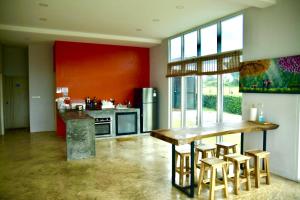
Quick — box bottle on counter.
[127,101,131,108]
[258,104,265,123]
[93,97,97,109]
[86,97,91,109]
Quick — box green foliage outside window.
[203,95,242,115]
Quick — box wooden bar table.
[150,121,279,198]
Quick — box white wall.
[28,43,55,132]
[243,0,300,181]
[150,39,169,129]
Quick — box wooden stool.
[224,153,251,195]
[194,144,216,181]
[245,150,270,188]
[216,142,237,159]
[197,157,228,200]
[175,145,191,186]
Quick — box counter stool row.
[175,142,271,200]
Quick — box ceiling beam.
[0,24,161,46]
[227,0,276,8]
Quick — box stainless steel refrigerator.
[134,88,158,133]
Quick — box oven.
[95,117,112,137]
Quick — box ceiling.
[0,0,276,47]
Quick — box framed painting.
[239,55,300,94]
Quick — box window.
[221,15,243,52]
[184,31,198,58]
[170,36,182,62]
[201,24,217,56]
[169,14,243,136]
[171,77,182,128]
[172,77,181,109]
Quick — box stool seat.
[225,153,250,162]
[201,157,227,166]
[244,149,270,157]
[196,144,216,151]
[216,142,237,159]
[175,144,191,155]
[216,142,237,148]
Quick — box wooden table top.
[150,121,279,145]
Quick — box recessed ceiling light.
[39,17,47,22]
[38,2,48,7]
[152,18,160,22]
[136,28,142,32]
[176,5,184,9]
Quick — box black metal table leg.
[262,130,267,170]
[263,130,267,151]
[240,132,244,154]
[240,132,245,170]
[190,141,195,198]
[171,142,195,198]
[172,144,175,185]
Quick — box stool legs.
[216,146,220,158]
[222,165,228,198]
[197,163,205,195]
[265,156,271,185]
[234,162,240,195]
[255,157,260,188]
[180,155,184,186]
[245,161,251,191]
[209,167,216,200]
[194,150,199,183]
[185,156,190,178]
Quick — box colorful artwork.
[239,55,300,94]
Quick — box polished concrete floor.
[0,129,299,200]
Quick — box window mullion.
[181,77,186,128]
[168,78,172,129]
[197,76,202,126]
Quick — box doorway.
[2,46,29,132]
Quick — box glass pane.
[184,31,198,58]
[171,77,181,128]
[202,75,217,124]
[222,72,242,153]
[201,24,217,56]
[223,73,242,122]
[185,76,197,127]
[170,37,182,61]
[221,15,243,52]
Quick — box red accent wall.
[56,114,66,139]
[54,41,150,104]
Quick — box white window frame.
[168,13,243,135]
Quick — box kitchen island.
[59,111,96,161]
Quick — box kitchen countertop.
[59,110,94,122]
[60,108,140,121]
